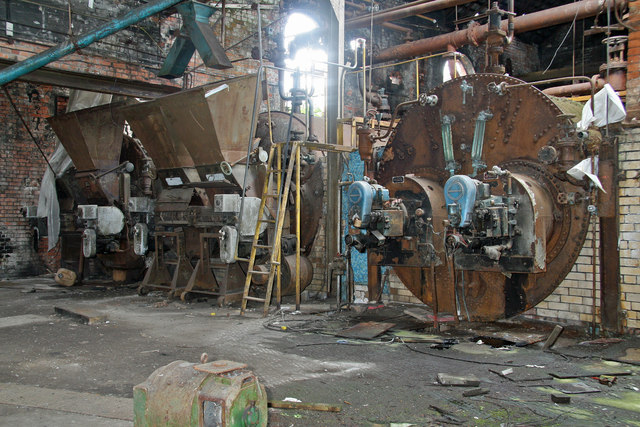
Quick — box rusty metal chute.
[48,102,125,172]
[121,74,259,169]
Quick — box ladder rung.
[243,296,266,302]
[264,193,279,198]
[257,219,276,224]
[236,257,249,262]
[248,269,270,275]
[253,244,272,249]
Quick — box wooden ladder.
[240,141,300,316]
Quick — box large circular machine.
[346,74,594,321]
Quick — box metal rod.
[257,2,263,66]
[2,86,55,175]
[0,0,185,86]
[371,98,422,140]
[221,0,226,47]
[501,76,596,114]
[374,0,628,63]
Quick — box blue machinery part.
[0,0,185,87]
[347,181,389,227]
[444,175,478,227]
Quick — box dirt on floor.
[1,276,640,426]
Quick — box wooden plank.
[542,325,564,350]
[549,371,631,379]
[268,401,341,412]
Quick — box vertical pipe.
[257,3,263,66]
[0,0,185,86]
[591,154,598,339]
[325,3,343,303]
[221,0,226,47]
[296,142,301,310]
[415,60,419,98]
[276,143,282,308]
[362,41,367,117]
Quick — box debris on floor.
[336,321,396,339]
[4,279,640,426]
[54,305,108,325]
[436,373,480,387]
[552,381,601,394]
[268,400,342,412]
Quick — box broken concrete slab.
[54,306,108,325]
[553,381,601,394]
[436,373,480,387]
[336,322,395,340]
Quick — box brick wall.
[618,127,640,331]
[526,222,601,326]
[0,82,64,277]
[0,0,280,278]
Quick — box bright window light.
[283,13,327,116]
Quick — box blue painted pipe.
[0,0,185,86]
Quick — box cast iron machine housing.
[47,74,324,304]
[346,74,595,321]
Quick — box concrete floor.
[1,277,640,426]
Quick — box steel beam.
[0,59,180,98]
[346,0,474,29]
[374,0,627,63]
[0,0,185,86]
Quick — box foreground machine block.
[134,359,267,426]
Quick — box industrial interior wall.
[532,4,640,334]
[0,0,285,278]
[0,82,64,276]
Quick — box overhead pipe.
[542,81,602,97]
[346,0,475,30]
[0,0,185,86]
[374,0,628,64]
[345,2,414,37]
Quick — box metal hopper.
[48,102,127,202]
[121,74,260,172]
[48,102,125,172]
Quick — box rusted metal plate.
[375,74,591,321]
[336,321,395,339]
[47,102,127,172]
[121,74,259,170]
